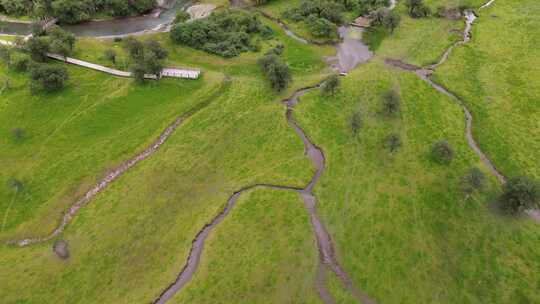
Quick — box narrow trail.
[385,1,506,185]
[5,79,231,247]
[152,84,376,304]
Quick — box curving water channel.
[387,4,507,185]
[152,84,376,304]
[0,0,191,37]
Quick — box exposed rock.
[53,240,69,259]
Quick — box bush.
[460,167,485,196]
[431,140,454,165]
[321,74,340,95]
[384,133,402,152]
[258,53,291,91]
[350,111,362,136]
[29,63,69,94]
[174,11,190,24]
[11,128,26,141]
[382,89,400,116]
[499,176,540,214]
[405,0,431,18]
[104,49,117,64]
[10,53,30,72]
[25,37,50,62]
[306,15,337,39]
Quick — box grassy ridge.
[434,0,540,179]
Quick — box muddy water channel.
[153,85,375,304]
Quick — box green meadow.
[1,0,538,303]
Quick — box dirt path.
[6,78,231,247]
[385,1,506,185]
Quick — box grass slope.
[434,0,540,179]
[173,189,321,304]
[295,60,540,303]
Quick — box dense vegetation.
[170,10,273,57]
[0,0,156,24]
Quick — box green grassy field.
[295,60,540,303]
[0,0,539,303]
[0,14,331,303]
[434,0,540,179]
[173,189,321,304]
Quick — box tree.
[174,11,190,23]
[382,10,401,33]
[0,45,11,66]
[384,133,402,152]
[29,63,69,93]
[258,53,291,91]
[104,49,117,64]
[306,15,337,39]
[405,0,431,18]
[431,140,454,165]
[321,74,340,95]
[460,167,485,197]
[47,25,76,53]
[123,36,145,61]
[26,37,50,62]
[10,53,31,72]
[499,176,540,214]
[145,40,168,60]
[382,89,400,116]
[143,53,164,77]
[130,63,147,83]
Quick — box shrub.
[384,133,402,152]
[10,53,31,72]
[321,74,340,95]
[350,111,362,136]
[104,49,117,64]
[11,128,26,141]
[174,11,190,24]
[499,176,540,214]
[25,37,50,62]
[405,0,431,18]
[382,89,400,116]
[431,140,454,165]
[460,167,485,196]
[29,63,69,94]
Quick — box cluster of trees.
[282,0,349,39]
[0,25,76,93]
[121,37,168,83]
[405,0,431,18]
[0,0,156,24]
[370,7,400,33]
[170,10,273,58]
[258,45,291,91]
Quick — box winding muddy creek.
[153,84,375,304]
[385,4,507,185]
